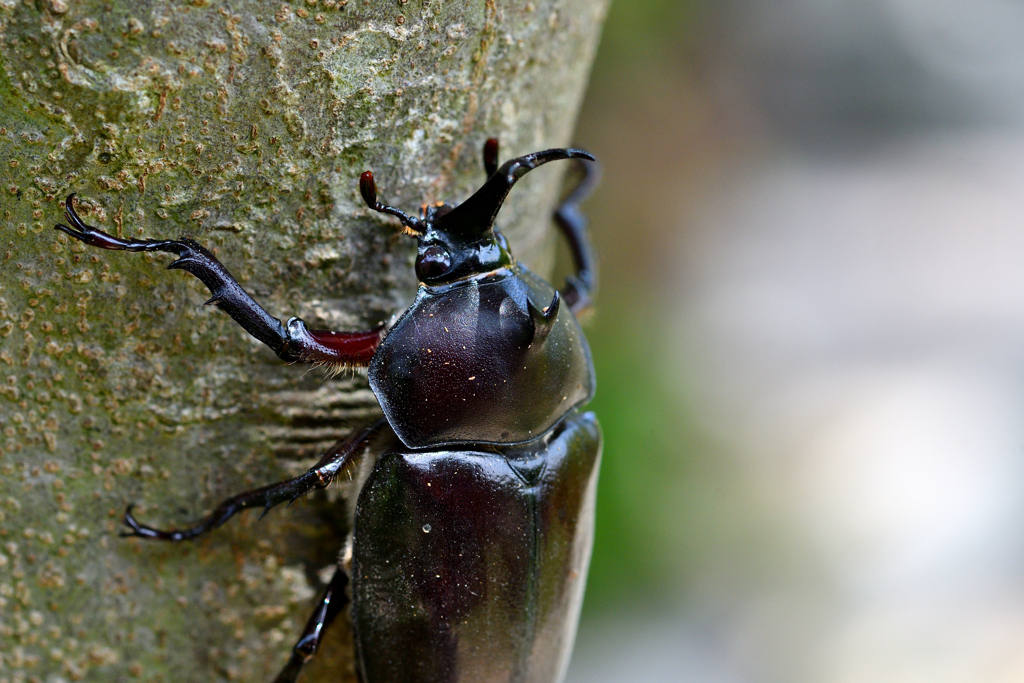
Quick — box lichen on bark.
[0,0,607,680]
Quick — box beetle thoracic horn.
[435,146,596,241]
[359,171,425,236]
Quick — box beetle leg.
[55,194,384,367]
[273,567,349,683]
[122,420,386,541]
[553,160,601,317]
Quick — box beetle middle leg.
[273,567,350,683]
[123,420,386,541]
[55,195,383,369]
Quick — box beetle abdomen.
[369,266,595,449]
[351,411,601,683]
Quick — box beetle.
[54,138,601,683]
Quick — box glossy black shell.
[351,410,601,683]
[368,264,595,449]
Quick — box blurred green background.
[566,0,735,616]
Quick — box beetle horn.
[528,290,560,342]
[359,171,425,236]
[435,147,596,240]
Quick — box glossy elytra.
[55,138,602,683]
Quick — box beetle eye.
[416,245,452,280]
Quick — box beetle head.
[359,139,595,285]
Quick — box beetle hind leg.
[273,567,350,683]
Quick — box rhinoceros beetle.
[55,138,601,683]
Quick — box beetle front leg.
[273,567,349,683]
[55,194,383,367]
[123,420,387,541]
[554,160,600,317]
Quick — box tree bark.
[0,1,607,680]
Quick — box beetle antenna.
[359,171,425,236]
[436,147,595,240]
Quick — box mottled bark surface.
[0,1,607,680]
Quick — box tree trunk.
[0,1,607,680]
